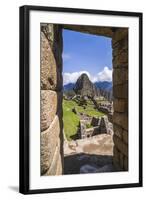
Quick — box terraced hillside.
[63,99,104,140]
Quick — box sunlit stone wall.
[40,24,63,175]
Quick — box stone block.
[108,113,113,123]
[113,63,128,69]
[113,99,128,113]
[41,115,61,175]
[113,147,123,170]
[41,31,57,90]
[112,36,128,56]
[56,153,63,175]
[113,112,128,130]
[113,83,128,99]
[41,24,54,47]
[113,50,128,65]
[112,28,128,45]
[40,31,62,91]
[114,124,123,139]
[45,144,61,176]
[113,135,128,156]
[113,146,120,163]
[100,116,109,134]
[113,68,128,85]
[123,130,128,144]
[63,25,113,37]
[41,90,58,131]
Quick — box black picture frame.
[19,5,143,194]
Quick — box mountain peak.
[79,73,90,80]
[74,73,98,98]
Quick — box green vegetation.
[77,103,104,117]
[63,99,104,140]
[63,100,80,141]
[86,123,93,129]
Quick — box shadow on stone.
[64,153,121,175]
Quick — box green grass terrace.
[63,99,105,141]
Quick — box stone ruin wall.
[112,29,128,171]
[79,116,110,139]
[40,24,128,175]
[40,24,63,175]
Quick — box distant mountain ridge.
[63,83,75,91]
[94,81,112,92]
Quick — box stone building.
[79,116,111,139]
[40,23,128,175]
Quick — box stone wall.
[63,25,113,37]
[97,103,113,123]
[40,24,63,175]
[112,28,128,170]
[79,116,111,139]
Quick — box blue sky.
[62,29,112,85]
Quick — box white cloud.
[63,66,112,85]
[63,71,90,85]
[96,66,112,82]
[62,53,71,61]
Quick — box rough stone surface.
[112,28,128,45]
[63,25,114,37]
[79,116,112,139]
[113,147,120,163]
[112,28,128,171]
[113,112,128,130]
[40,23,63,176]
[113,63,128,69]
[122,130,128,144]
[45,144,61,176]
[113,83,128,99]
[113,135,128,156]
[41,31,58,90]
[41,90,58,131]
[56,153,63,175]
[113,50,128,64]
[114,124,123,139]
[113,68,128,85]
[41,114,61,175]
[91,117,99,126]
[41,24,55,47]
[113,99,128,113]
[41,25,63,91]
[113,36,128,57]
[100,116,109,134]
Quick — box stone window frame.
[20,5,142,194]
[40,23,129,176]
